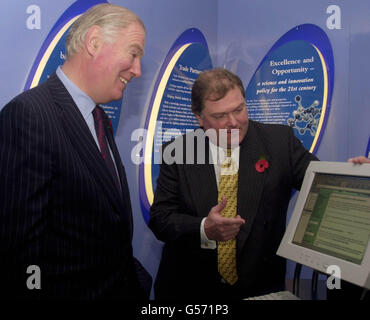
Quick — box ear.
[85,25,103,57]
[194,112,203,127]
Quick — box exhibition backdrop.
[1,0,369,296]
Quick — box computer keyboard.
[245,290,300,300]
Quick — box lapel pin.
[255,156,269,173]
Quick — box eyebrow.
[234,102,246,109]
[131,43,145,57]
[211,102,246,116]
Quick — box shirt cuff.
[200,217,217,249]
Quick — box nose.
[227,113,238,127]
[130,57,142,78]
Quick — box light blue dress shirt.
[56,66,120,187]
[56,66,100,148]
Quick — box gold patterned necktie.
[217,148,238,285]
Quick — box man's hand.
[204,198,246,241]
[347,156,370,164]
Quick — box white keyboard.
[245,290,300,300]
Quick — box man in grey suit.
[0,3,150,299]
[149,68,368,300]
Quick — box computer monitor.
[277,161,370,289]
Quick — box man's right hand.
[204,198,246,241]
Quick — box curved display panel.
[246,24,334,153]
[139,28,212,223]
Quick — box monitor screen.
[277,161,370,289]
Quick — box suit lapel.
[237,121,269,255]
[46,74,126,217]
[104,119,133,235]
[186,163,218,218]
[184,134,218,218]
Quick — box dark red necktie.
[92,106,120,190]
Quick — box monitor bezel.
[277,161,370,289]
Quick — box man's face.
[91,22,145,103]
[195,87,249,148]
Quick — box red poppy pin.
[255,156,269,173]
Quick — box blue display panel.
[246,24,334,153]
[139,28,212,223]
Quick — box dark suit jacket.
[0,73,149,299]
[149,120,318,299]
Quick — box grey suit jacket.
[0,73,144,299]
[149,120,318,299]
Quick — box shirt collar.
[209,139,240,166]
[56,66,96,120]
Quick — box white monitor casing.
[277,161,370,289]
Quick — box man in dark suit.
[149,68,319,299]
[149,69,370,300]
[0,3,150,299]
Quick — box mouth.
[119,77,128,85]
[227,128,240,134]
